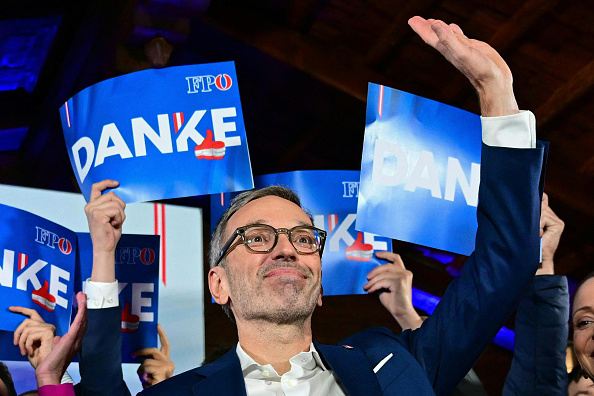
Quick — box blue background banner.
[211,171,392,295]
[60,62,254,203]
[0,204,77,361]
[75,233,160,363]
[356,84,482,255]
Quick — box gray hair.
[209,185,312,321]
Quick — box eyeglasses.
[216,223,327,265]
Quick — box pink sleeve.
[38,383,75,396]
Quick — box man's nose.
[272,232,297,260]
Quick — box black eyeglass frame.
[216,223,327,265]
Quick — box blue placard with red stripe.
[0,203,77,361]
[211,171,392,295]
[60,61,254,203]
[74,233,160,363]
[356,84,482,255]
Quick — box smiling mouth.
[264,268,307,279]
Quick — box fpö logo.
[35,227,72,255]
[186,74,233,94]
[115,247,156,266]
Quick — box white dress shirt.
[237,343,347,396]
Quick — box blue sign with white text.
[356,84,482,255]
[60,62,254,203]
[211,171,392,295]
[75,233,160,363]
[0,204,77,361]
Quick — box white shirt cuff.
[481,110,536,149]
[84,279,119,309]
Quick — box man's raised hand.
[408,16,519,117]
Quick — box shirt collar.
[236,342,328,376]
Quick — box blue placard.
[211,171,392,295]
[60,62,254,203]
[0,204,77,361]
[356,84,482,255]
[75,233,160,363]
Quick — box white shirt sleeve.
[481,111,536,149]
[84,279,119,309]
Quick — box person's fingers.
[542,192,549,208]
[363,272,399,291]
[70,292,88,335]
[375,251,406,269]
[9,306,43,321]
[24,329,45,356]
[132,347,166,361]
[408,16,439,48]
[14,318,35,349]
[157,324,170,357]
[430,20,469,61]
[449,23,464,36]
[87,201,126,228]
[89,180,120,201]
[366,263,395,280]
[365,278,399,294]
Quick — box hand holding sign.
[536,193,564,276]
[9,306,56,367]
[364,252,423,331]
[408,16,519,117]
[36,292,87,387]
[133,324,175,388]
[84,180,126,282]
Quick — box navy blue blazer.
[75,305,131,396]
[140,142,548,396]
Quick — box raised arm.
[78,180,131,396]
[503,194,569,396]
[402,16,545,394]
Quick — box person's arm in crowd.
[364,251,423,330]
[132,325,175,389]
[503,194,569,396]
[36,292,87,396]
[77,179,131,396]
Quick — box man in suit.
[140,16,547,396]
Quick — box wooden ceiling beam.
[364,0,437,68]
[535,59,594,128]
[488,0,561,53]
[201,16,383,101]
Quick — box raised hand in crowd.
[364,251,423,331]
[35,292,87,388]
[79,179,131,396]
[536,193,565,276]
[84,179,126,282]
[9,306,56,369]
[408,16,518,117]
[133,325,175,389]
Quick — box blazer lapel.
[192,348,247,396]
[314,341,382,396]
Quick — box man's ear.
[317,284,323,307]
[209,266,229,305]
